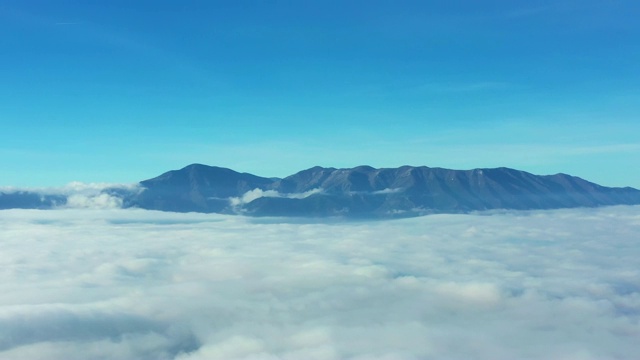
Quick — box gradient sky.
[1,0,639,187]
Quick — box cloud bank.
[1,206,639,359]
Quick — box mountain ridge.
[2,164,639,218]
[131,164,640,217]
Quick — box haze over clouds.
[1,206,639,359]
[0,182,141,209]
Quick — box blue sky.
[1,0,639,187]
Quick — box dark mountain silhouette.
[0,191,66,209]
[126,164,640,217]
[132,164,274,213]
[2,164,639,217]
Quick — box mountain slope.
[2,164,639,217]
[131,164,274,213]
[130,164,640,217]
[235,166,640,217]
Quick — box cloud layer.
[1,206,639,359]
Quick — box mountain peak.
[3,164,639,218]
[133,164,640,217]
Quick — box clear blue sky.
[1,0,639,188]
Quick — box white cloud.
[229,188,323,207]
[0,206,639,359]
[372,188,403,195]
[65,193,123,209]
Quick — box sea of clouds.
[1,205,639,359]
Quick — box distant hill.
[0,191,65,210]
[129,164,640,217]
[3,164,640,218]
[133,164,273,213]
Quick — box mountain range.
[3,164,640,218]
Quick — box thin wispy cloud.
[339,81,514,99]
[1,206,639,359]
[415,81,513,93]
[229,188,323,207]
[502,5,557,19]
